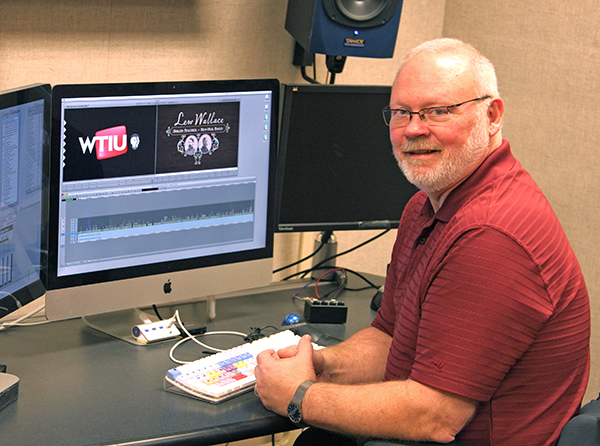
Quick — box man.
[255,38,590,446]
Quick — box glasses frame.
[382,95,492,126]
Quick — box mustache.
[400,138,443,153]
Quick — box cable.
[298,51,319,84]
[300,66,319,84]
[168,310,247,364]
[308,229,391,277]
[314,268,345,300]
[290,267,380,305]
[152,304,163,320]
[309,228,391,276]
[342,268,381,291]
[273,239,326,274]
[244,325,278,342]
[282,229,391,281]
[290,267,348,304]
[291,275,319,303]
[0,290,22,316]
[0,303,48,331]
[321,269,348,300]
[169,329,247,364]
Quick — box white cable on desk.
[168,310,246,364]
[0,303,48,331]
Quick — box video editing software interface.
[0,85,49,318]
[52,83,274,283]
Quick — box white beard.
[394,113,489,194]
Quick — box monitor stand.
[81,280,315,346]
[82,308,159,346]
[82,295,232,346]
[311,231,338,280]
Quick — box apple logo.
[163,279,172,294]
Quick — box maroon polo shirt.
[372,140,590,446]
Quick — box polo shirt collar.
[434,139,516,222]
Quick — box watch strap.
[288,380,315,425]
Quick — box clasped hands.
[254,334,321,416]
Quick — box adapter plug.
[244,327,266,342]
[187,326,207,336]
[334,269,348,286]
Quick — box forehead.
[392,52,476,106]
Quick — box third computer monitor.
[276,83,418,233]
[0,84,50,320]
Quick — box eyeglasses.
[382,95,491,127]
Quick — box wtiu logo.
[79,125,128,160]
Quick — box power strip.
[131,319,180,344]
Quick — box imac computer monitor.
[275,84,418,233]
[0,84,50,320]
[45,79,279,340]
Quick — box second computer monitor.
[45,79,279,328]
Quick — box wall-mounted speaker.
[285,0,404,58]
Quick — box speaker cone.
[323,0,402,28]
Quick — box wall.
[443,0,600,404]
[1,0,295,85]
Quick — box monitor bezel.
[44,78,279,294]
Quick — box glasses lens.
[382,109,388,125]
[382,109,393,126]
[423,108,450,123]
[383,109,410,126]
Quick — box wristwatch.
[287,380,315,425]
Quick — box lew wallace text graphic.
[158,102,240,173]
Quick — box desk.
[0,275,382,446]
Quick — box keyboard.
[164,330,320,403]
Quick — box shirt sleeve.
[409,226,555,402]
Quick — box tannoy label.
[344,37,366,47]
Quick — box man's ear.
[487,97,504,137]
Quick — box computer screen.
[0,84,50,320]
[44,79,279,339]
[275,84,418,233]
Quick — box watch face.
[287,403,302,424]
